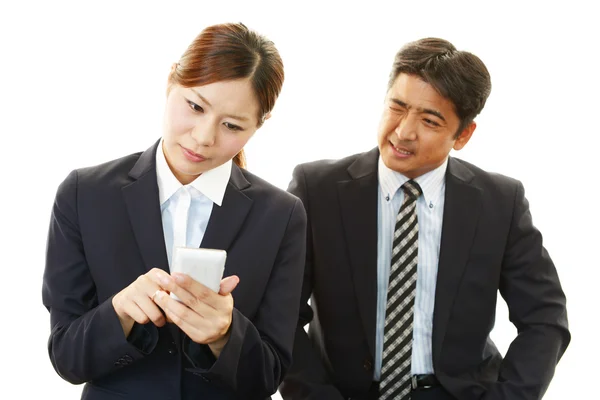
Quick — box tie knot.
[402,180,422,200]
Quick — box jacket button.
[363,359,373,371]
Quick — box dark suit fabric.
[280,148,569,400]
[42,141,307,399]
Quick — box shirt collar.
[155,140,232,207]
[378,156,448,205]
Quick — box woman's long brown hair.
[169,23,284,168]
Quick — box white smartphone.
[170,247,227,301]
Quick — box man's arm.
[484,181,570,400]
[279,164,346,400]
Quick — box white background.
[1,1,598,399]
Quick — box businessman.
[280,38,569,400]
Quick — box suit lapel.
[432,158,482,366]
[123,145,252,346]
[200,165,253,278]
[121,141,182,345]
[337,148,379,357]
[122,140,170,274]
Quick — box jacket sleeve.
[483,181,570,400]
[42,170,158,384]
[279,165,346,400]
[184,197,308,398]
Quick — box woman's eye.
[187,101,204,113]
[224,122,242,131]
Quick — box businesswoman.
[42,22,306,400]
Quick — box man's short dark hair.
[388,38,492,136]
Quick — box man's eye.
[424,118,439,127]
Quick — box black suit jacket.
[42,141,307,400]
[280,148,569,400]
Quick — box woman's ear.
[166,63,178,95]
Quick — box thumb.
[219,275,240,295]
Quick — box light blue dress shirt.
[374,157,447,379]
[155,140,232,267]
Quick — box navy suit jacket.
[280,149,569,400]
[43,141,307,399]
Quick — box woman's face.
[162,79,260,184]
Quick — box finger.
[134,272,172,302]
[146,268,176,293]
[219,275,240,295]
[135,293,166,327]
[168,282,218,316]
[155,290,206,327]
[164,304,231,345]
[124,301,151,325]
[164,308,206,343]
[135,273,171,315]
[156,292,212,344]
[171,273,220,307]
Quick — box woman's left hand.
[151,269,240,357]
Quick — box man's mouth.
[390,141,414,155]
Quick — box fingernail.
[173,273,185,284]
[156,272,170,286]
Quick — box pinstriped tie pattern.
[379,180,422,400]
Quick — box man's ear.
[453,121,476,151]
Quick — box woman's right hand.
[111,268,168,337]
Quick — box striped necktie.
[379,180,422,400]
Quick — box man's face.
[377,73,475,178]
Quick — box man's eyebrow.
[420,108,445,122]
[390,98,446,121]
[391,98,408,108]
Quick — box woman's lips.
[180,145,207,162]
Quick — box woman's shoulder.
[78,151,143,179]
[58,148,150,195]
[51,148,149,212]
[236,167,300,207]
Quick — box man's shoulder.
[295,148,378,183]
[450,157,522,193]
